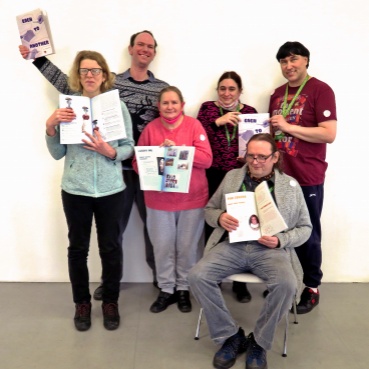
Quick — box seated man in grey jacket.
[188,133,312,369]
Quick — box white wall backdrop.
[1,0,368,282]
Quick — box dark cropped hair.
[130,30,157,50]
[68,50,115,93]
[158,86,184,103]
[247,133,283,172]
[217,71,243,90]
[276,41,310,68]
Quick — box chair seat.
[227,273,264,284]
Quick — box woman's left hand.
[82,130,116,159]
[159,139,176,147]
[258,235,279,249]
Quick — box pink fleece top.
[132,116,213,211]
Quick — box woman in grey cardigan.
[189,133,312,369]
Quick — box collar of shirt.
[121,69,156,82]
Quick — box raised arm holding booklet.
[238,113,270,158]
[225,181,287,243]
[134,146,195,193]
[16,8,54,59]
[59,89,127,144]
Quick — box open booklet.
[134,146,195,193]
[59,89,127,144]
[16,8,54,60]
[238,113,270,158]
[225,181,287,243]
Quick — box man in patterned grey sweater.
[20,30,169,297]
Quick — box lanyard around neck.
[282,75,309,118]
[241,182,274,193]
[219,104,240,147]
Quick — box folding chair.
[194,272,298,357]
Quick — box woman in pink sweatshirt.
[133,86,213,314]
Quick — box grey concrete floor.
[0,282,368,369]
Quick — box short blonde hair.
[68,50,115,93]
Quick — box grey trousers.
[146,207,204,294]
[188,241,297,350]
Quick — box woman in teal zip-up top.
[45,50,134,332]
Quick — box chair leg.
[292,297,298,324]
[194,308,203,340]
[282,313,288,357]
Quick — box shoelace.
[248,341,264,361]
[103,303,118,317]
[76,303,90,318]
[221,336,243,356]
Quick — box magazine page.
[90,89,127,142]
[134,146,195,193]
[59,94,93,144]
[225,192,261,243]
[134,147,166,191]
[238,113,270,157]
[160,146,194,193]
[254,181,288,236]
[16,8,54,60]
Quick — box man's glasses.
[79,68,103,76]
[245,153,275,163]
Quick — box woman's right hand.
[46,108,76,137]
[215,111,241,127]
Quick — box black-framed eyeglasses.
[79,68,103,76]
[245,152,275,163]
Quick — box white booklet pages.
[225,181,287,243]
[134,146,195,193]
[59,90,127,144]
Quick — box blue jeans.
[188,241,297,350]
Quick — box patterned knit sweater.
[33,57,169,167]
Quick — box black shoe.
[93,284,103,301]
[150,291,177,313]
[213,327,248,369]
[262,290,269,298]
[295,287,320,314]
[177,290,192,313]
[74,302,91,331]
[232,281,252,303]
[102,302,120,330]
[245,332,267,369]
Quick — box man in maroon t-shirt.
[269,41,337,314]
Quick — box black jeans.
[62,190,125,304]
[121,169,156,279]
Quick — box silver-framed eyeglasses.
[79,68,103,76]
[245,152,275,163]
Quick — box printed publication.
[225,181,287,243]
[59,89,127,144]
[238,113,270,158]
[16,8,54,59]
[134,146,195,193]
